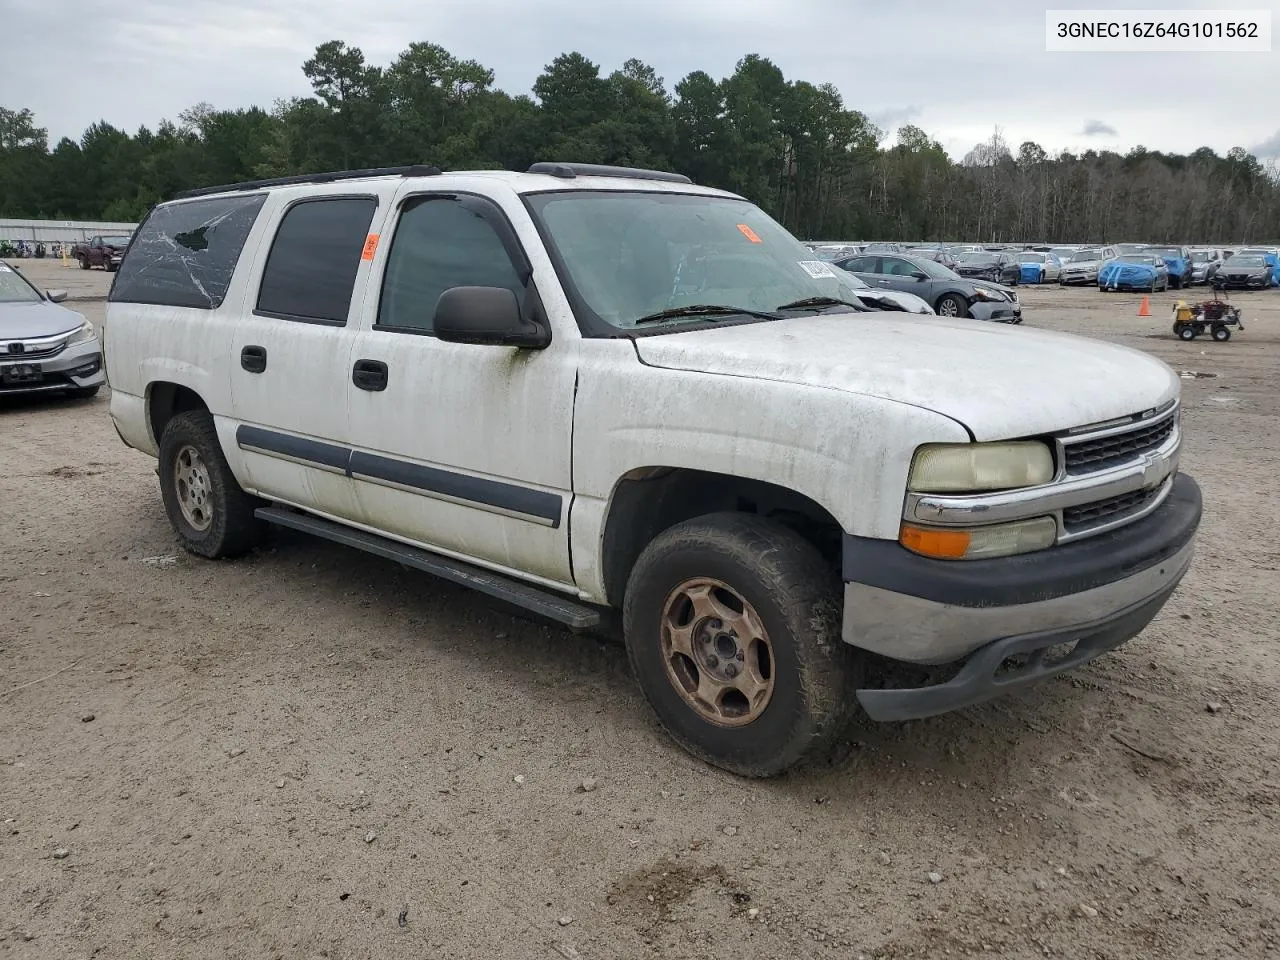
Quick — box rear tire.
[623,513,860,778]
[158,410,265,559]
[1211,325,1231,342]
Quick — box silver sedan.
[0,262,105,398]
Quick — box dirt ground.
[2,257,1278,960]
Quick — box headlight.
[908,441,1054,493]
[900,516,1058,560]
[66,321,96,345]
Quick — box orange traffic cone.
[1138,296,1151,317]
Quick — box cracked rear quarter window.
[109,193,267,309]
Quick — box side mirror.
[433,286,550,349]
[46,289,68,303]
[911,271,929,281]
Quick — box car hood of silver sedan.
[0,300,86,339]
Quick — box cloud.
[1251,130,1280,160]
[1080,119,1117,137]
[870,105,922,129]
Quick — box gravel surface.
[3,259,1278,958]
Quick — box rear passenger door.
[344,188,576,586]
[228,193,382,521]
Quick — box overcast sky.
[10,0,1280,163]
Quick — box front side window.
[377,196,525,334]
[110,193,267,309]
[256,197,377,324]
[525,191,867,333]
[0,262,42,303]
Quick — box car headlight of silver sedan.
[66,320,96,345]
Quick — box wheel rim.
[659,578,775,728]
[938,298,959,316]
[174,444,214,532]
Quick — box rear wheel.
[1211,325,1231,342]
[623,513,860,778]
[936,294,968,318]
[158,410,265,558]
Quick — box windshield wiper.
[775,296,867,313]
[633,304,780,325]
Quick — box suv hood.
[633,315,1178,441]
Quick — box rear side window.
[255,198,377,324]
[109,194,267,309]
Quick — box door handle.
[241,345,267,373]
[352,359,388,392]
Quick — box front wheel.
[1178,324,1197,341]
[158,410,266,559]
[78,256,90,270]
[936,294,969,318]
[623,513,860,777]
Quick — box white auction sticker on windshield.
[797,260,837,279]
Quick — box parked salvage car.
[1047,246,1082,265]
[1188,249,1224,285]
[0,261,104,398]
[952,250,1021,286]
[841,269,935,314]
[1058,247,1116,285]
[1233,248,1280,286]
[72,234,132,272]
[836,253,1021,322]
[103,162,1198,777]
[1098,254,1169,292]
[1141,246,1193,289]
[1213,253,1273,289]
[809,243,863,262]
[1015,251,1062,284]
[911,247,958,269]
[862,242,904,254]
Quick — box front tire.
[623,513,860,778]
[158,410,265,559]
[1178,324,1197,341]
[936,294,969,318]
[78,256,90,270]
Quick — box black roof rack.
[527,162,692,185]
[173,164,442,200]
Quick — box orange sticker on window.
[361,234,380,260]
[737,224,762,243]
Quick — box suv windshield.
[525,191,866,331]
[1072,249,1102,261]
[0,264,42,303]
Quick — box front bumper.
[968,299,1021,323]
[843,472,1201,720]
[0,338,105,395]
[1059,271,1097,285]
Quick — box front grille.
[2,341,66,361]
[1063,484,1163,532]
[1063,414,1175,474]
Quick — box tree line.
[2,41,1278,243]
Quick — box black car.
[952,250,1021,285]
[1213,254,1273,289]
[834,253,1022,322]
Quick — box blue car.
[1142,246,1193,289]
[1098,254,1169,292]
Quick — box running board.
[255,507,602,631]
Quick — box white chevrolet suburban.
[104,162,1201,776]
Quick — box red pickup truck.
[72,234,132,271]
